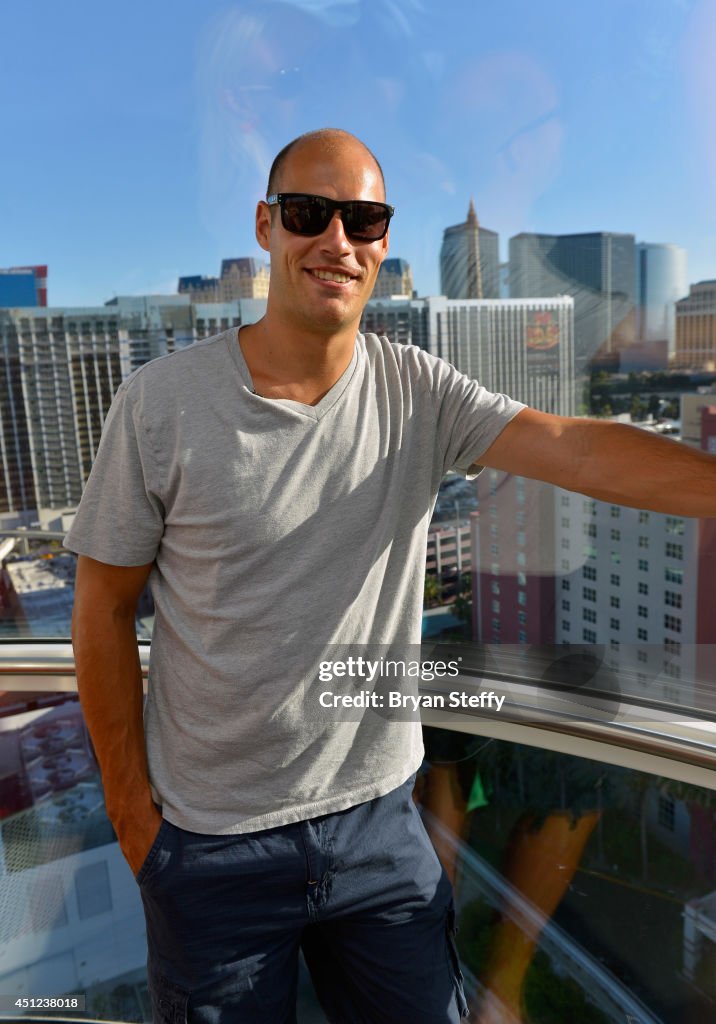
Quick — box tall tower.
[440,201,499,299]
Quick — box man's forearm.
[481,409,716,518]
[568,420,716,516]
[72,603,157,836]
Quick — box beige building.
[674,280,716,370]
[371,259,413,298]
[178,258,270,303]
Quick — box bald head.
[267,128,386,200]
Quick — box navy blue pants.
[136,774,469,1023]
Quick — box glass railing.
[1,646,715,1022]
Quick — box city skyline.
[2,0,715,307]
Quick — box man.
[68,128,716,1024]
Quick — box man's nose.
[319,210,352,252]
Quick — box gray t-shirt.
[65,330,525,834]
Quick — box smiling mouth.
[308,269,356,284]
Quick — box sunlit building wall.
[0,309,122,513]
[178,259,270,303]
[434,296,576,415]
[674,280,716,370]
[371,258,413,298]
[635,243,688,358]
[440,201,500,300]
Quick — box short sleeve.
[430,354,527,478]
[64,382,165,566]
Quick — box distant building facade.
[635,243,688,359]
[509,232,636,369]
[0,296,266,517]
[0,266,48,308]
[178,258,270,303]
[440,201,499,300]
[372,259,413,298]
[674,281,716,370]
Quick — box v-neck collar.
[228,327,360,422]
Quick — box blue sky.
[2,0,715,307]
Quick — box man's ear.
[255,201,271,252]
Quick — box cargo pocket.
[150,967,190,1024]
[445,901,470,1019]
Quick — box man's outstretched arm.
[72,554,161,875]
[479,407,716,517]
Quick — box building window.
[583,628,597,643]
[517,572,527,586]
[492,600,500,613]
[491,562,500,575]
[491,581,500,595]
[637,649,648,663]
[665,517,685,535]
[664,638,681,655]
[561,578,570,591]
[665,567,683,585]
[583,566,597,580]
[516,551,527,566]
[583,522,597,537]
[583,608,597,623]
[611,551,621,564]
[561,600,570,611]
[561,495,570,507]
[665,591,682,609]
[638,605,649,618]
[583,499,596,515]
[518,630,527,643]
[610,506,621,518]
[610,617,620,631]
[610,596,620,608]
[664,661,681,679]
[561,538,570,549]
[664,614,682,633]
[489,506,498,518]
[517,531,526,547]
[518,611,527,624]
[561,559,570,571]
[491,544,499,556]
[638,582,649,595]
[638,536,649,549]
[638,627,648,641]
[562,620,571,631]
[583,587,597,602]
[561,517,570,528]
[584,545,597,559]
[610,573,620,586]
[638,559,649,571]
[518,591,527,606]
[639,511,650,524]
[665,543,683,559]
[610,529,621,541]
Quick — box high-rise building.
[0,296,267,518]
[178,258,270,303]
[509,232,636,368]
[0,308,123,514]
[371,259,413,298]
[440,201,499,300]
[0,266,48,308]
[635,243,688,358]
[674,280,716,370]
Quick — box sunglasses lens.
[282,196,331,235]
[344,202,390,241]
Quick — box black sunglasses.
[266,193,394,242]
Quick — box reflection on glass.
[419,727,716,1023]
